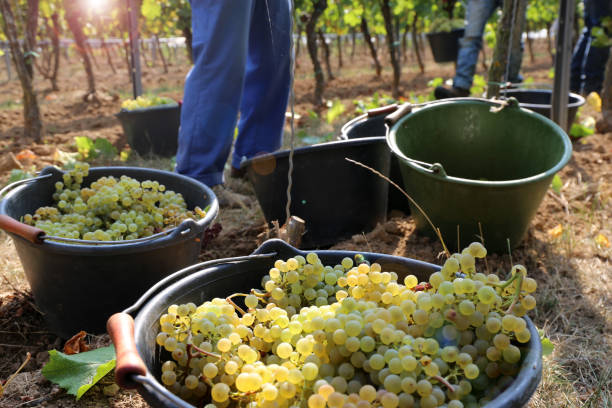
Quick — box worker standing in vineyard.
[434,0,525,99]
[176,0,292,206]
[570,0,611,95]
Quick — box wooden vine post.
[0,0,43,141]
[304,0,327,107]
[486,0,527,98]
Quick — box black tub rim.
[116,102,180,117]
[124,239,542,408]
[387,99,573,188]
[239,136,387,168]
[0,166,219,254]
[339,113,379,140]
[499,88,586,111]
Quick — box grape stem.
[225,294,247,315]
[492,271,524,313]
[189,343,222,360]
[432,375,456,393]
[250,289,270,302]
[505,273,524,314]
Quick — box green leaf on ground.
[551,174,562,193]
[541,337,554,356]
[42,346,116,400]
[75,136,96,160]
[93,138,118,158]
[569,122,595,139]
[326,99,346,124]
[75,136,118,160]
[7,169,33,184]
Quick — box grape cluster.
[156,242,537,408]
[22,163,207,241]
[121,95,177,111]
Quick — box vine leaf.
[42,346,116,400]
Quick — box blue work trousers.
[454,0,523,90]
[176,0,292,187]
[570,0,611,94]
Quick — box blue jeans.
[176,0,292,187]
[570,0,611,94]
[454,0,523,90]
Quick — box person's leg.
[582,0,611,94]
[176,0,254,187]
[570,28,589,93]
[453,0,498,90]
[232,0,292,170]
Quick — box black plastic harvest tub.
[0,166,218,338]
[499,89,585,129]
[241,137,391,248]
[116,103,181,157]
[340,109,411,214]
[107,239,542,408]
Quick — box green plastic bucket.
[387,98,572,252]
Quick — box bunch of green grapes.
[22,162,207,241]
[155,242,537,408]
[121,95,177,111]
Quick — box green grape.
[464,363,480,379]
[521,295,537,310]
[416,379,433,396]
[211,383,229,402]
[477,285,497,304]
[502,345,522,363]
[184,374,199,389]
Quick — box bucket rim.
[340,112,370,138]
[127,239,542,408]
[116,103,180,117]
[499,88,586,110]
[0,166,218,252]
[386,99,573,187]
[239,136,387,169]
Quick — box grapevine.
[22,162,207,241]
[155,242,537,407]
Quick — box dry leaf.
[15,149,38,166]
[63,331,90,355]
[547,224,563,239]
[594,233,610,248]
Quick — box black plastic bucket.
[116,104,181,157]
[341,109,411,214]
[0,166,218,338]
[241,137,391,248]
[426,28,465,63]
[499,89,585,129]
[107,239,542,408]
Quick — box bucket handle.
[384,97,517,127]
[0,214,46,243]
[108,252,278,389]
[366,103,399,118]
[0,214,197,246]
[384,97,518,177]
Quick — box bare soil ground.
[0,40,610,407]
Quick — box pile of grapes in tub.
[155,242,538,408]
[21,162,208,241]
